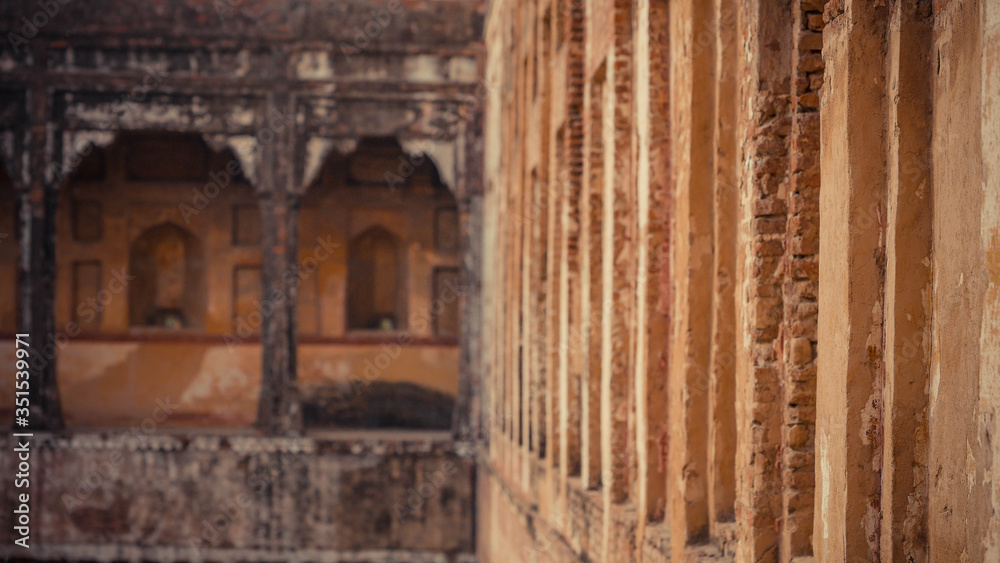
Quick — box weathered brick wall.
[0,432,475,562]
[779,1,825,556]
[481,0,820,561]
[481,0,1000,559]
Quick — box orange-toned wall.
[0,340,457,427]
[0,135,462,428]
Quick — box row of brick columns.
[12,91,302,435]
[479,0,827,560]
[481,0,1000,561]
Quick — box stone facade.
[0,0,484,435]
[478,0,1000,562]
[2,0,1000,562]
[0,0,483,560]
[0,432,475,562]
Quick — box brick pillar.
[534,130,549,464]
[547,122,564,480]
[928,0,987,559]
[506,89,520,480]
[512,41,528,488]
[881,2,932,561]
[604,0,635,505]
[531,5,551,470]
[734,1,792,561]
[581,64,606,491]
[709,0,739,533]
[779,0,825,557]
[815,1,888,560]
[633,0,671,531]
[667,0,715,557]
[981,1,1000,561]
[519,167,534,474]
[561,0,586,486]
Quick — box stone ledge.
[0,429,471,456]
[0,544,477,563]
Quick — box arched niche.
[55,130,259,335]
[296,136,462,431]
[128,222,206,330]
[52,131,265,428]
[298,137,459,338]
[347,226,403,331]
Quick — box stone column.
[667,0,716,557]
[455,192,482,441]
[255,94,302,436]
[19,87,63,431]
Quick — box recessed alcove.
[297,137,462,430]
[128,222,206,330]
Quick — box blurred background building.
[4,1,1000,562]
[0,1,482,560]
